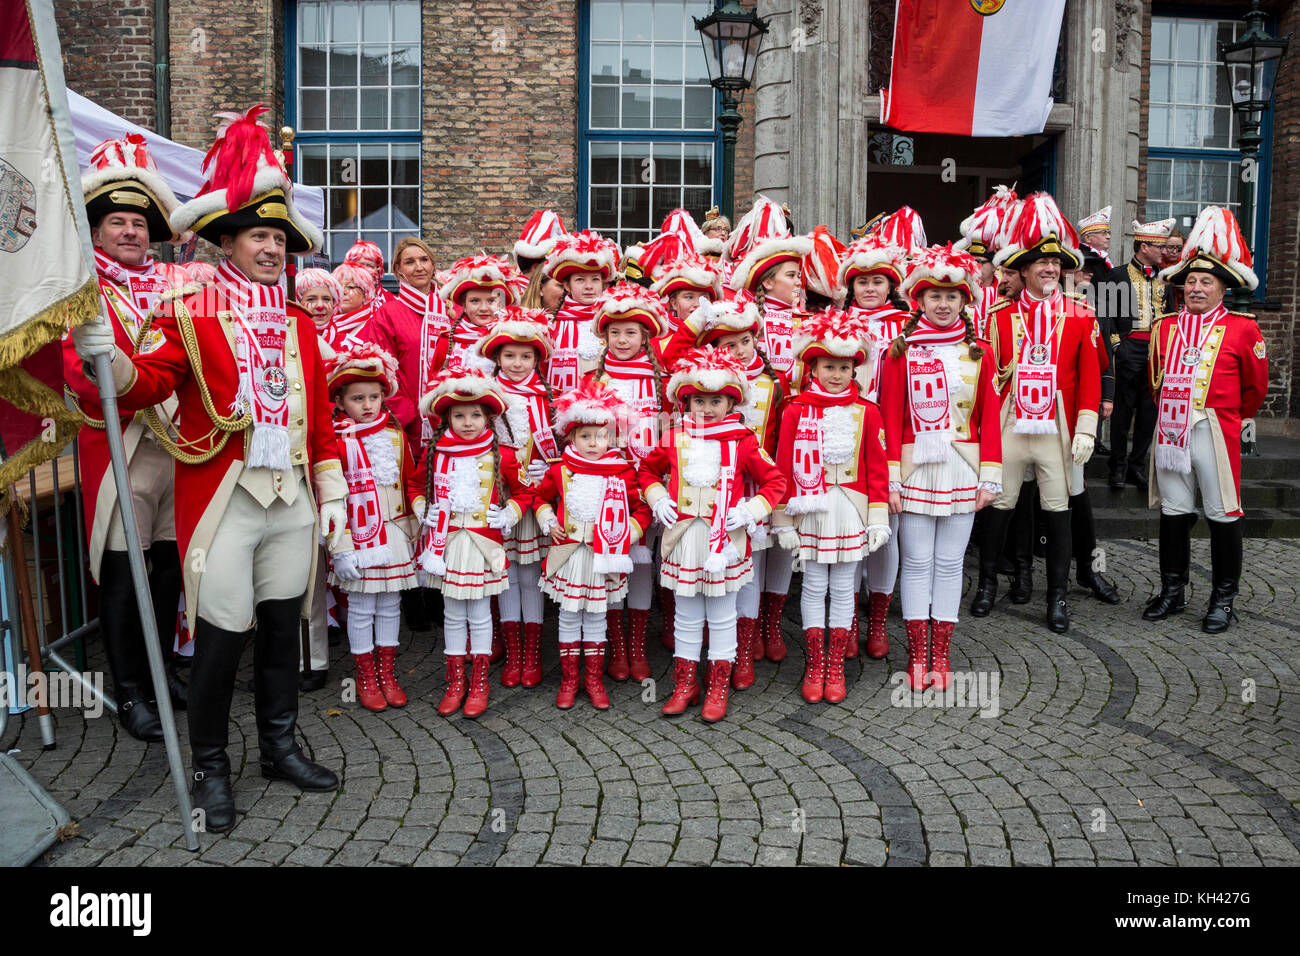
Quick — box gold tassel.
[0,366,84,515]
[0,278,101,373]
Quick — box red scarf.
[974,285,1000,339]
[325,303,372,351]
[787,383,855,514]
[682,414,750,572]
[603,350,659,464]
[561,445,632,573]
[1013,289,1065,434]
[905,318,968,463]
[94,249,169,350]
[419,428,496,576]
[497,371,559,461]
[335,415,393,566]
[850,304,908,402]
[1156,304,1227,474]
[215,259,291,469]
[548,296,598,393]
[762,297,796,375]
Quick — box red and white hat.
[1077,205,1112,238]
[439,254,521,307]
[791,309,872,387]
[1159,205,1258,291]
[477,306,555,363]
[295,267,343,309]
[993,191,1082,271]
[1133,217,1176,245]
[956,184,1019,259]
[83,134,182,242]
[899,244,983,306]
[419,354,509,420]
[543,229,620,283]
[801,225,848,304]
[838,234,908,288]
[552,377,629,437]
[688,294,762,348]
[666,346,751,406]
[874,206,928,258]
[631,231,691,284]
[514,209,568,263]
[327,342,400,399]
[661,206,723,256]
[593,281,670,338]
[726,195,814,294]
[650,252,723,299]
[171,105,323,254]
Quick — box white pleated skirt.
[505,509,548,566]
[541,542,629,612]
[428,529,508,600]
[900,448,979,517]
[795,486,867,564]
[660,517,752,598]
[330,521,419,593]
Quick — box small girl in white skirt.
[327,344,424,712]
[478,306,557,688]
[416,357,530,719]
[638,348,787,723]
[774,310,891,705]
[533,379,650,710]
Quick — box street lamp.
[694,0,770,222]
[1219,0,1290,306]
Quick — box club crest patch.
[1254,340,1267,359]
[970,0,1006,14]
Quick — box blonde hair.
[392,236,436,277]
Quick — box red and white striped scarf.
[974,285,1000,338]
[850,304,907,402]
[420,428,496,576]
[561,445,632,573]
[398,280,450,392]
[94,249,168,347]
[787,382,855,514]
[548,297,598,393]
[325,303,372,351]
[905,318,968,463]
[682,414,750,571]
[497,370,558,461]
[1156,304,1227,474]
[447,318,492,365]
[335,415,392,566]
[603,350,658,464]
[1013,289,1065,434]
[215,259,292,469]
[762,297,796,375]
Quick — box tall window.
[1147,14,1271,290]
[580,0,719,249]
[288,0,421,269]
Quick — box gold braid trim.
[0,277,100,371]
[0,367,83,517]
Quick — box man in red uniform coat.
[970,193,1101,633]
[1142,206,1268,635]
[63,135,188,741]
[72,107,348,833]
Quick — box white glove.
[866,525,892,554]
[652,497,678,528]
[486,503,518,531]
[537,513,558,536]
[1071,433,1095,465]
[777,528,801,552]
[527,458,549,483]
[331,550,362,582]
[420,501,441,528]
[725,503,753,533]
[318,499,348,551]
[72,315,117,361]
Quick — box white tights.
[558,608,606,645]
[499,560,544,624]
[763,545,794,594]
[345,591,401,655]
[444,595,493,655]
[859,511,900,594]
[898,511,975,623]
[611,560,654,612]
[737,547,766,619]
[673,591,738,663]
[800,560,859,631]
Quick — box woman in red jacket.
[881,245,1002,691]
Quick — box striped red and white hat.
[543,230,620,283]
[514,209,568,263]
[438,254,521,307]
[726,195,814,294]
[837,234,908,288]
[1159,205,1258,291]
[801,225,848,305]
[593,281,670,338]
[477,306,555,362]
[660,206,723,256]
[650,252,723,299]
[874,206,928,258]
[993,191,1082,271]
[899,244,983,306]
[83,133,182,242]
[956,184,1019,259]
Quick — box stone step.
[1091,507,1300,540]
[1090,479,1300,511]
[1086,435,1300,481]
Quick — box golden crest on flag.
[971,0,1007,15]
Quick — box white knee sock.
[518,562,544,624]
[443,597,469,655]
[466,596,493,654]
[800,561,830,630]
[500,562,523,621]
[374,591,401,647]
[704,591,739,662]
[764,546,794,593]
[932,512,975,622]
[627,561,653,610]
[558,608,583,645]
[582,609,607,644]
[673,593,706,662]
[346,591,378,654]
[828,561,858,629]
[866,512,900,594]
[737,548,765,619]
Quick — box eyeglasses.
[1162,243,1183,253]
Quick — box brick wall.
[420,2,579,264]
[56,0,156,129]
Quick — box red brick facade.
[56,1,157,129]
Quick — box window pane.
[591,0,621,41]
[1150,64,1170,103]
[391,88,419,129]
[1202,162,1229,204]
[360,188,389,227]
[1205,107,1231,148]
[623,2,653,43]
[391,45,419,85]
[331,2,358,43]
[592,42,620,83]
[655,1,683,43]
[391,189,419,229]
[1175,21,1200,61]
[359,145,388,184]
[360,89,389,129]
[653,186,681,222]
[330,46,358,86]
[654,44,682,84]
[1174,64,1199,104]
[302,46,327,86]
[591,86,619,127]
[1171,106,1198,148]
[301,89,327,131]
[1151,18,1171,60]
[622,86,652,126]
[620,144,649,184]
[391,145,419,185]
[362,1,388,42]
[590,187,619,229]
[300,2,324,44]
[682,186,711,217]
[684,43,709,85]
[591,143,619,183]
[621,186,650,230]
[623,43,652,84]
[1148,106,1169,148]
[360,46,387,86]
[684,86,713,129]
[299,144,327,184]
[330,88,358,130]
[653,87,683,129]
[330,188,358,229]
[652,141,681,183]
[1148,159,1171,201]
[682,143,712,184]
[393,1,419,39]
[1171,160,1196,202]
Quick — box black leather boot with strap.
[1202,519,1243,634]
[1142,513,1196,620]
[1042,510,1072,633]
[146,542,188,709]
[187,617,249,832]
[1070,492,1120,604]
[970,507,1014,617]
[99,550,164,742]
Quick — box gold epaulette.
[986,297,1011,313]
[157,282,205,305]
[1226,310,1258,322]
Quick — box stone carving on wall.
[1115,0,1140,68]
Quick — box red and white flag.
[880,0,1066,137]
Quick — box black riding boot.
[146,542,188,709]
[1142,513,1195,620]
[1202,519,1243,634]
[1009,495,1035,604]
[253,596,339,792]
[1070,491,1120,603]
[187,617,249,832]
[1043,510,1072,633]
[98,551,163,741]
[971,507,1014,617]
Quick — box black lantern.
[1218,0,1290,304]
[694,1,770,221]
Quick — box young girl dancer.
[327,344,424,712]
[639,348,787,722]
[417,358,530,718]
[880,245,1002,690]
[533,380,649,710]
[585,282,670,681]
[775,310,890,704]
[542,230,620,393]
[478,307,557,687]
[435,254,520,374]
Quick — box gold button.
[294,418,304,426]
[566,524,575,534]
[682,496,692,507]
[293,382,302,391]
[289,349,297,357]
[845,469,854,478]
[473,512,484,521]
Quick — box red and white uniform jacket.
[331,411,426,557]
[584,353,672,468]
[1147,308,1268,518]
[411,441,533,553]
[532,455,651,573]
[360,285,450,445]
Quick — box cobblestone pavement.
[6,537,1299,867]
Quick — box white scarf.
[1013,289,1065,434]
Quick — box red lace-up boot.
[904,619,929,691]
[929,619,954,691]
[824,628,850,704]
[436,655,467,716]
[462,653,492,718]
[701,659,733,722]
[582,642,611,710]
[845,595,860,660]
[521,622,543,687]
[763,592,788,661]
[489,598,504,664]
[660,658,700,715]
[353,651,387,712]
[659,587,676,650]
[865,592,891,659]
[500,622,523,687]
[732,619,756,690]
[628,610,651,681]
[605,610,629,681]
[555,644,581,709]
[375,645,407,707]
[801,628,825,703]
